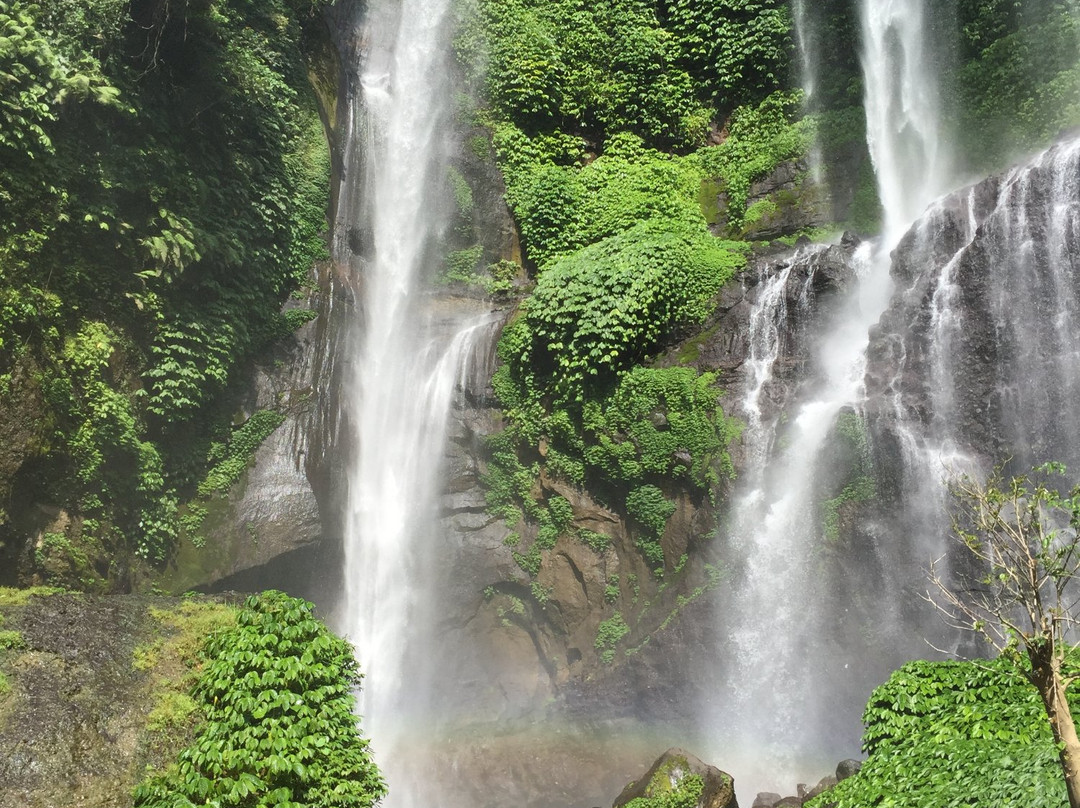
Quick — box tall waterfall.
[333,2,494,805]
[710,0,956,798]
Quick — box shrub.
[134,592,386,808]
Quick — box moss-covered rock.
[614,748,739,808]
[0,589,235,808]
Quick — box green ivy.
[198,410,286,497]
[133,591,387,808]
[0,0,332,565]
[594,611,630,664]
[809,658,1072,808]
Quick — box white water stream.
[334,2,494,805]
[711,0,956,799]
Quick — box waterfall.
[871,138,1080,488]
[710,0,957,799]
[333,2,495,805]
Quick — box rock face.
[159,272,336,595]
[705,152,868,243]
[0,592,233,808]
[868,138,1080,477]
[613,748,739,808]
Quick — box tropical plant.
[927,463,1080,807]
[134,591,387,808]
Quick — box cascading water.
[333,2,495,805]
[709,0,957,798]
[870,138,1080,486]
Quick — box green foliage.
[198,411,286,497]
[697,91,813,225]
[134,592,386,808]
[0,0,332,564]
[458,0,713,148]
[659,0,792,109]
[605,576,620,604]
[578,529,611,553]
[595,611,630,664]
[583,366,739,490]
[624,769,705,808]
[512,220,741,402]
[0,630,24,650]
[809,658,1070,808]
[625,485,676,568]
[953,2,1080,171]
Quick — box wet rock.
[613,748,738,808]
[0,592,232,808]
[804,776,838,799]
[836,759,862,781]
[753,793,783,808]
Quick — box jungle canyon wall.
[5,0,1080,807]
[319,0,1080,805]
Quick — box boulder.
[836,759,862,781]
[613,748,738,808]
[752,793,782,808]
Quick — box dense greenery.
[456,0,792,150]
[134,592,386,808]
[953,1,1080,168]
[0,0,331,566]
[456,0,823,583]
[809,658,1074,807]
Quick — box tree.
[929,463,1080,808]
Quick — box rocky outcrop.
[155,262,341,596]
[422,237,864,745]
[0,591,235,808]
[705,146,870,244]
[614,748,738,808]
[866,137,1080,484]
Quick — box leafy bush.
[625,485,676,568]
[953,4,1080,171]
[134,592,386,808]
[0,0,332,563]
[595,611,630,664]
[512,220,743,402]
[459,0,711,148]
[659,0,793,110]
[809,658,1071,808]
[583,366,739,490]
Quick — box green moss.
[625,763,705,808]
[138,599,237,756]
[0,630,24,650]
[0,586,65,607]
[145,690,200,734]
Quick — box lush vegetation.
[809,658,1075,808]
[620,754,712,808]
[134,592,386,808]
[456,0,823,586]
[0,0,331,571]
[953,0,1080,169]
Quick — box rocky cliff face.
[423,234,863,732]
[866,138,1080,480]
